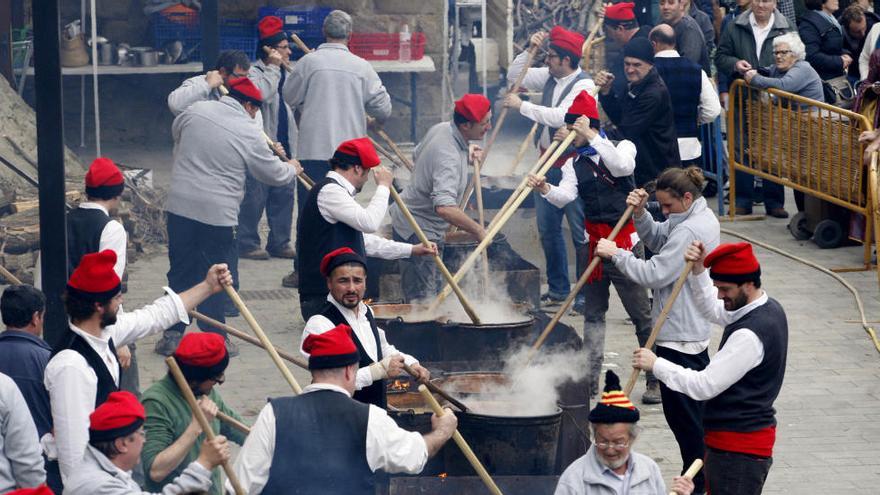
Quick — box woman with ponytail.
[594,166,720,495]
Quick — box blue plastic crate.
[258,6,331,37]
[220,19,257,59]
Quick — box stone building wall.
[37,0,447,147]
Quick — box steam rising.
[445,346,587,417]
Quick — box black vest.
[653,56,702,139]
[66,207,111,276]
[535,71,591,147]
[320,303,386,408]
[52,329,120,407]
[704,298,788,432]
[296,178,367,296]
[574,155,635,224]
[262,391,373,495]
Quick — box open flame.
[389,379,411,392]
[438,472,448,479]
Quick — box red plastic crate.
[349,32,426,61]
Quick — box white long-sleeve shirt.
[230,383,428,494]
[301,295,418,391]
[318,171,413,260]
[652,270,766,401]
[507,50,597,148]
[655,50,722,161]
[34,202,127,290]
[541,134,637,209]
[43,288,189,482]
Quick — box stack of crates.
[258,6,332,60]
[152,10,258,61]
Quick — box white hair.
[774,32,806,61]
[590,422,642,441]
[323,10,353,40]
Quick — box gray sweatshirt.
[0,372,45,492]
[283,43,392,160]
[166,97,297,226]
[390,122,470,241]
[167,75,222,116]
[748,60,826,105]
[249,59,299,156]
[64,444,212,495]
[612,197,720,342]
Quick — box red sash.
[539,146,579,168]
[584,220,636,283]
[704,426,776,458]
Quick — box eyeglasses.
[595,441,630,450]
[773,50,793,57]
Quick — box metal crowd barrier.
[700,116,726,214]
[727,79,875,269]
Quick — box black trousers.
[165,212,234,337]
[705,448,773,495]
[657,345,710,493]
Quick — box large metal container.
[370,303,535,363]
[434,372,562,476]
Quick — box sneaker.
[642,382,662,405]
[225,339,240,358]
[240,248,270,260]
[767,208,789,219]
[154,332,182,356]
[281,270,298,288]
[540,292,565,308]
[268,244,297,259]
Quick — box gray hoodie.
[249,59,299,156]
[166,96,297,227]
[0,372,45,492]
[612,197,720,342]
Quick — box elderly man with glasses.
[555,370,695,495]
[141,333,248,495]
[716,0,794,218]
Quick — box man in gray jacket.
[155,77,301,356]
[282,9,392,288]
[238,16,300,263]
[0,371,45,492]
[64,391,230,495]
[389,94,490,301]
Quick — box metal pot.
[137,50,160,66]
[432,372,563,476]
[95,42,114,65]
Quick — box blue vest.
[535,71,591,147]
[52,330,120,408]
[261,390,373,495]
[653,56,702,139]
[319,303,386,408]
[296,177,367,296]
[704,298,788,432]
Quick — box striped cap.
[588,370,640,423]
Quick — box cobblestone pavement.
[88,120,880,493]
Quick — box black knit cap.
[623,37,654,64]
[320,247,367,278]
[588,370,640,424]
[175,353,230,382]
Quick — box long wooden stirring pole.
[623,261,695,396]
[472,157,491,290]
[418,385,503,495]
[669,459,704,495]
[0,265,22,285]
[290,33,313,54]
[371,136,413,172]
[224,286,304,394]
[387,186,482,324]
[216,411,251,435]
[486,139,561,231]
[368,117,415,171]
[428,130,577,312]
[503,122,539,176]
[528,206,635,360]
[189,311,309,370]
[165,358,246,495]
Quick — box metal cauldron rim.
[370,302,535,328]
[433,371,564,421]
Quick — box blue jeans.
[238,172,296,253]
[735,170,785,211]
[534,167,586,298]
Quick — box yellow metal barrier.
[727,79,875,269]
[871,152,880,286]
